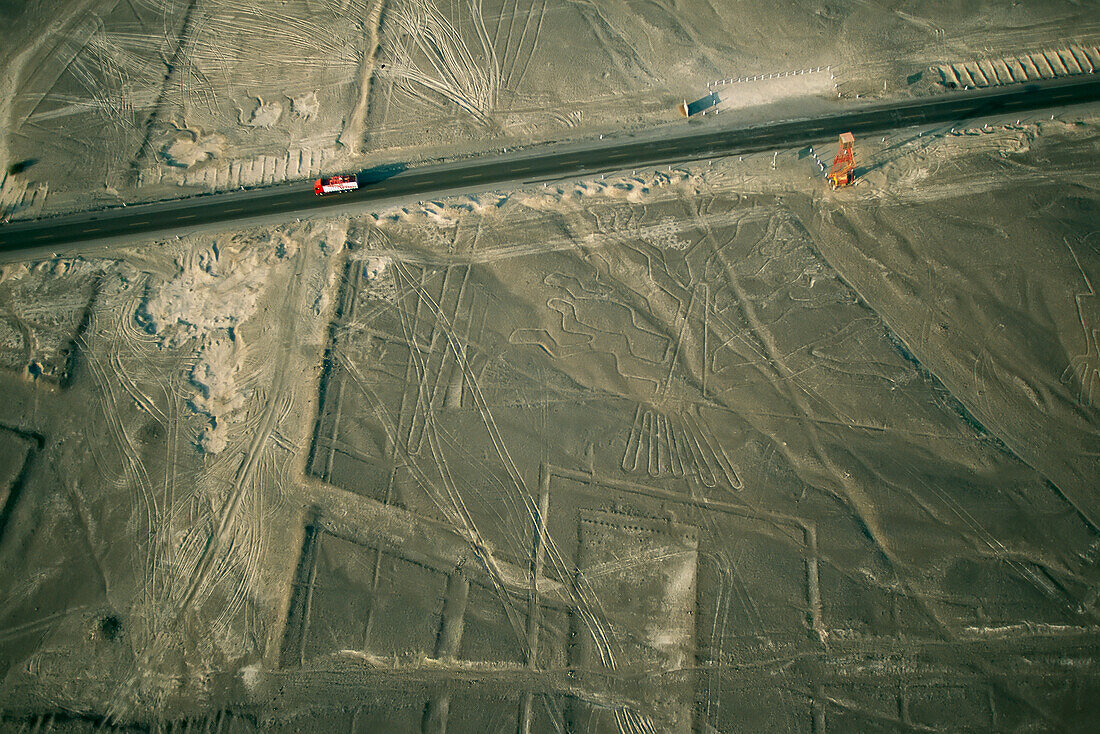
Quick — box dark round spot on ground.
[100,614,122,641]
[945,558,981,590]
[27,361,43,378]
[140,419,165,444]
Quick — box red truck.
[314,173,359,195]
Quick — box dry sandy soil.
[2,1,1100,733]
[0,0,1098,219]
[1,106,1099,731]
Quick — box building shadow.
[851,120,961,180]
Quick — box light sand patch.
[162,131,226,168]
[189,334,247,454]
[239,97,284,128]
[290,91,319,120]
[706,67,835,111]
[139,241,272,452]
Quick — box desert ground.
[1,0,1098,217]
[1,0,1100,732]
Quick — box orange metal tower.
[827,132,855,189]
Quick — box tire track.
[129,0,202,182]
[338,0,388,154]
[175,243,307,615]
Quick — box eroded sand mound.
[140,246,267,344]
[162,131,226,168]
[139,243,270,452]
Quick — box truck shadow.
[357,162,407,186]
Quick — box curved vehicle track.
[2,75,1099,259]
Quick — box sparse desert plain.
[1,1,1100,732]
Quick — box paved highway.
[2,75,1099,258]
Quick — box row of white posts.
[707,65,832,88]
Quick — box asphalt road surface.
[2,75,1099,258]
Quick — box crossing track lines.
[3,76,1100,259]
